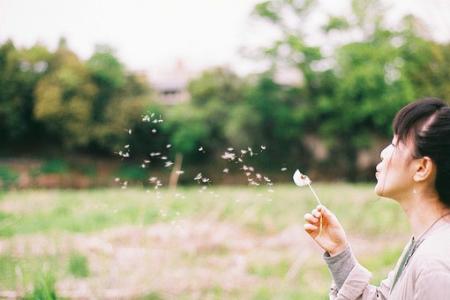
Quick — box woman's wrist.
[328,243,348,256]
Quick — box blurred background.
[0,0,449,299]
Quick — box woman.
[304,98,450,299]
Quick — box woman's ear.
[413,156,435,182]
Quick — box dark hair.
[393,97,450,207]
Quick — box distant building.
[149,60,195,105]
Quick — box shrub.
[68,252,89,278]
[23,273,59,300]
[0,166,19,189]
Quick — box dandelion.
[223,168,229,173]
[293,169,322,235]
[241,150,247,155]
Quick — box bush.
[68,252,89,278]
[23,273,59,300]
[40,160,70,174]
[0,166,19,189]
[116,165,148,181]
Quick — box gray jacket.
[324,217,450,299]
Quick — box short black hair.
[393,97,450,207]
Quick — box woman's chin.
[374,181,385,196]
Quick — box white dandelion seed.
[114,177,120,182]
[264,176,271,182]
[198,146,203,152]
[256,173,262,179]
[176,170,185,175]
[201,178,210,183]
[238,158,243,162]
[149,177,157,183]
[227,147,234,151]
[141,164,146,168]
[161,156,167,160]
[165,161,174,167]
[281,167,287,171]
[221,152,236,160]
[223,168,229,173]
[124,144,130,149]
[241,150,247,154]
[194,173,202,181]
[166,144,172,148]
[151,129,157,133]
[128,129,132,135]
[243,165,248,171]
[144,160,151,164]
[261,145,266,150]
[245,172,251,177]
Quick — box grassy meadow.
[0,184,410,299]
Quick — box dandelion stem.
[307,184,322,205]
[307,183,323,236]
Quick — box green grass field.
[0,184,410,299]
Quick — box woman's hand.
[304,205,348,256]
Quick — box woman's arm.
[304,206,392,300]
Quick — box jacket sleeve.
[328,263,394,300]
[326,240,413,300]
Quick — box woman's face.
[374,135,417,200]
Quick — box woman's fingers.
[304,213,319,224]
[304,223,318,232]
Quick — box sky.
[1,0,449,76]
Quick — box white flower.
[293,169,311,187]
